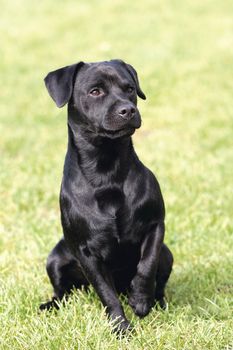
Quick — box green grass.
[0,0,233,349]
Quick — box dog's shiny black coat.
[40,60,173,332]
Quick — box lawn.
[0,0,233,349]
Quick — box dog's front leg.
[77,246,131,333]
[129,221,165,317]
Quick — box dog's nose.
[118,105,136,120]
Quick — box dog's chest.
[93,185,144,244]
[95,186,124,217]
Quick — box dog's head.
[44,60,146,138]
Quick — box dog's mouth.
[98,126,137,139]
[98,115,141,139]
[82,113,141,139]
[82,123,136,139]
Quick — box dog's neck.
[66,122,136,187]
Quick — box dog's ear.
[111,60,146,100]
[112,60,146,100]
[44,62,84,108]
[125,63,146,100]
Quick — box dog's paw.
[39,301,54,311]
[110,315,133,336]
[39,298,60,311]
[155,297,167,310]
[128,293,154,318]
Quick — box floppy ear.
[44,61,84,108]
[125,63,146,100]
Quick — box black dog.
[40,59,173,333]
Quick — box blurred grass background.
[0,0,233,349]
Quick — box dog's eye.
[89,88,103,96]
[127,86,134,93]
